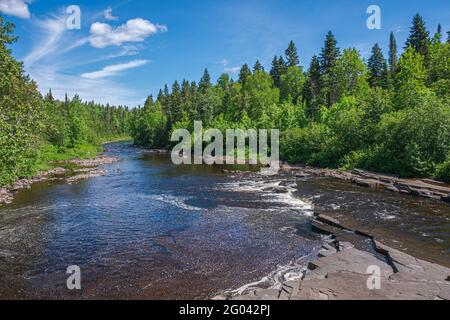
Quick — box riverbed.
[0,142,448,299]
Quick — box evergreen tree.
[389,32,398,75]
[447,31,450,44]
[319,31,340,75]
[144,95,154,109]
[278,56,288,75]
[405,14,430,59]
[303,55,322,117]
[199,68,211,93]
[270,56,281,87]
[45,89,54,102]
[170,81,182,124]
[238,64,252,84]
[368,43,387,88]
[253,60,264,72]
[285,41,299,67]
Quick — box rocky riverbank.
[215,213,450,300]
[280,164,450,204]
[0,156,119,206]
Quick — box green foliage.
[389,32,398,75]
[435,154,450,182]
[395,46,428,109]
[405,14,430,61]
[0,16,131,186]
[280,66,305,103]
[129,15,449,182]
[0,16,41,186]
[285,41,300,67]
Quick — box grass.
[34,136,132,172]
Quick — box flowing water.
[0,142,449,299]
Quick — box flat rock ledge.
[0,156,119,205]
[281,164,450,204]
[215,214,450,301]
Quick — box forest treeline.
[130,14,450,181]
[0,15,130,187]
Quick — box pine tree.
[144,95,153,109]
[181,79,191,98]
[45,89,54,102]
[405,14,430,59]
[319,31,340,75]
[253,60,264,72]
[447,31,450,44]
[239,64,252,84]
[285,41,299,67]
[368,43,387,88]
[170,81,182,123]
[303,55,322,117]
[389,32,398,75]
[199,68,211,93]
[270,56,281,87]
[278,56,288,76]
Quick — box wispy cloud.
[103,6,119,21]
[23,15,66,67]
[89,18,168,48]
[81,59,149,79]
[220,58,240,74]
[392,24,404,33]
[0,0,31,19]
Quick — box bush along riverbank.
[0,137,128,206]
[0,16,132,188]
[0,152,120,206]
[129,14,449,184]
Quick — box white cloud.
[89,18,167,48]
[103,6,118,21]
[224,66,241,74]
[0,0,31,19]
[220,59,229,66]
[81,59,149,79]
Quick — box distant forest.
[130,14,450,181]
[0,15,130,186]
[1,13,449,188]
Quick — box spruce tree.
[253,60,264,72]
[319,31,340,75]
[405,14,430,59]
[285,41,299,67]
[278,56,288,76]
[45,89,54,102]
[368,43,387,88]
[170,81,182,123]
[199,68,211,93]
[238,64,252,84]
[270,56,281,87]
[389,32,398,75]
[303,55,322,117]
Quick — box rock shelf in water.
[220,214,450,300]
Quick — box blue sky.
[1,0,449,106]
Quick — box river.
[0,142,448,299]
